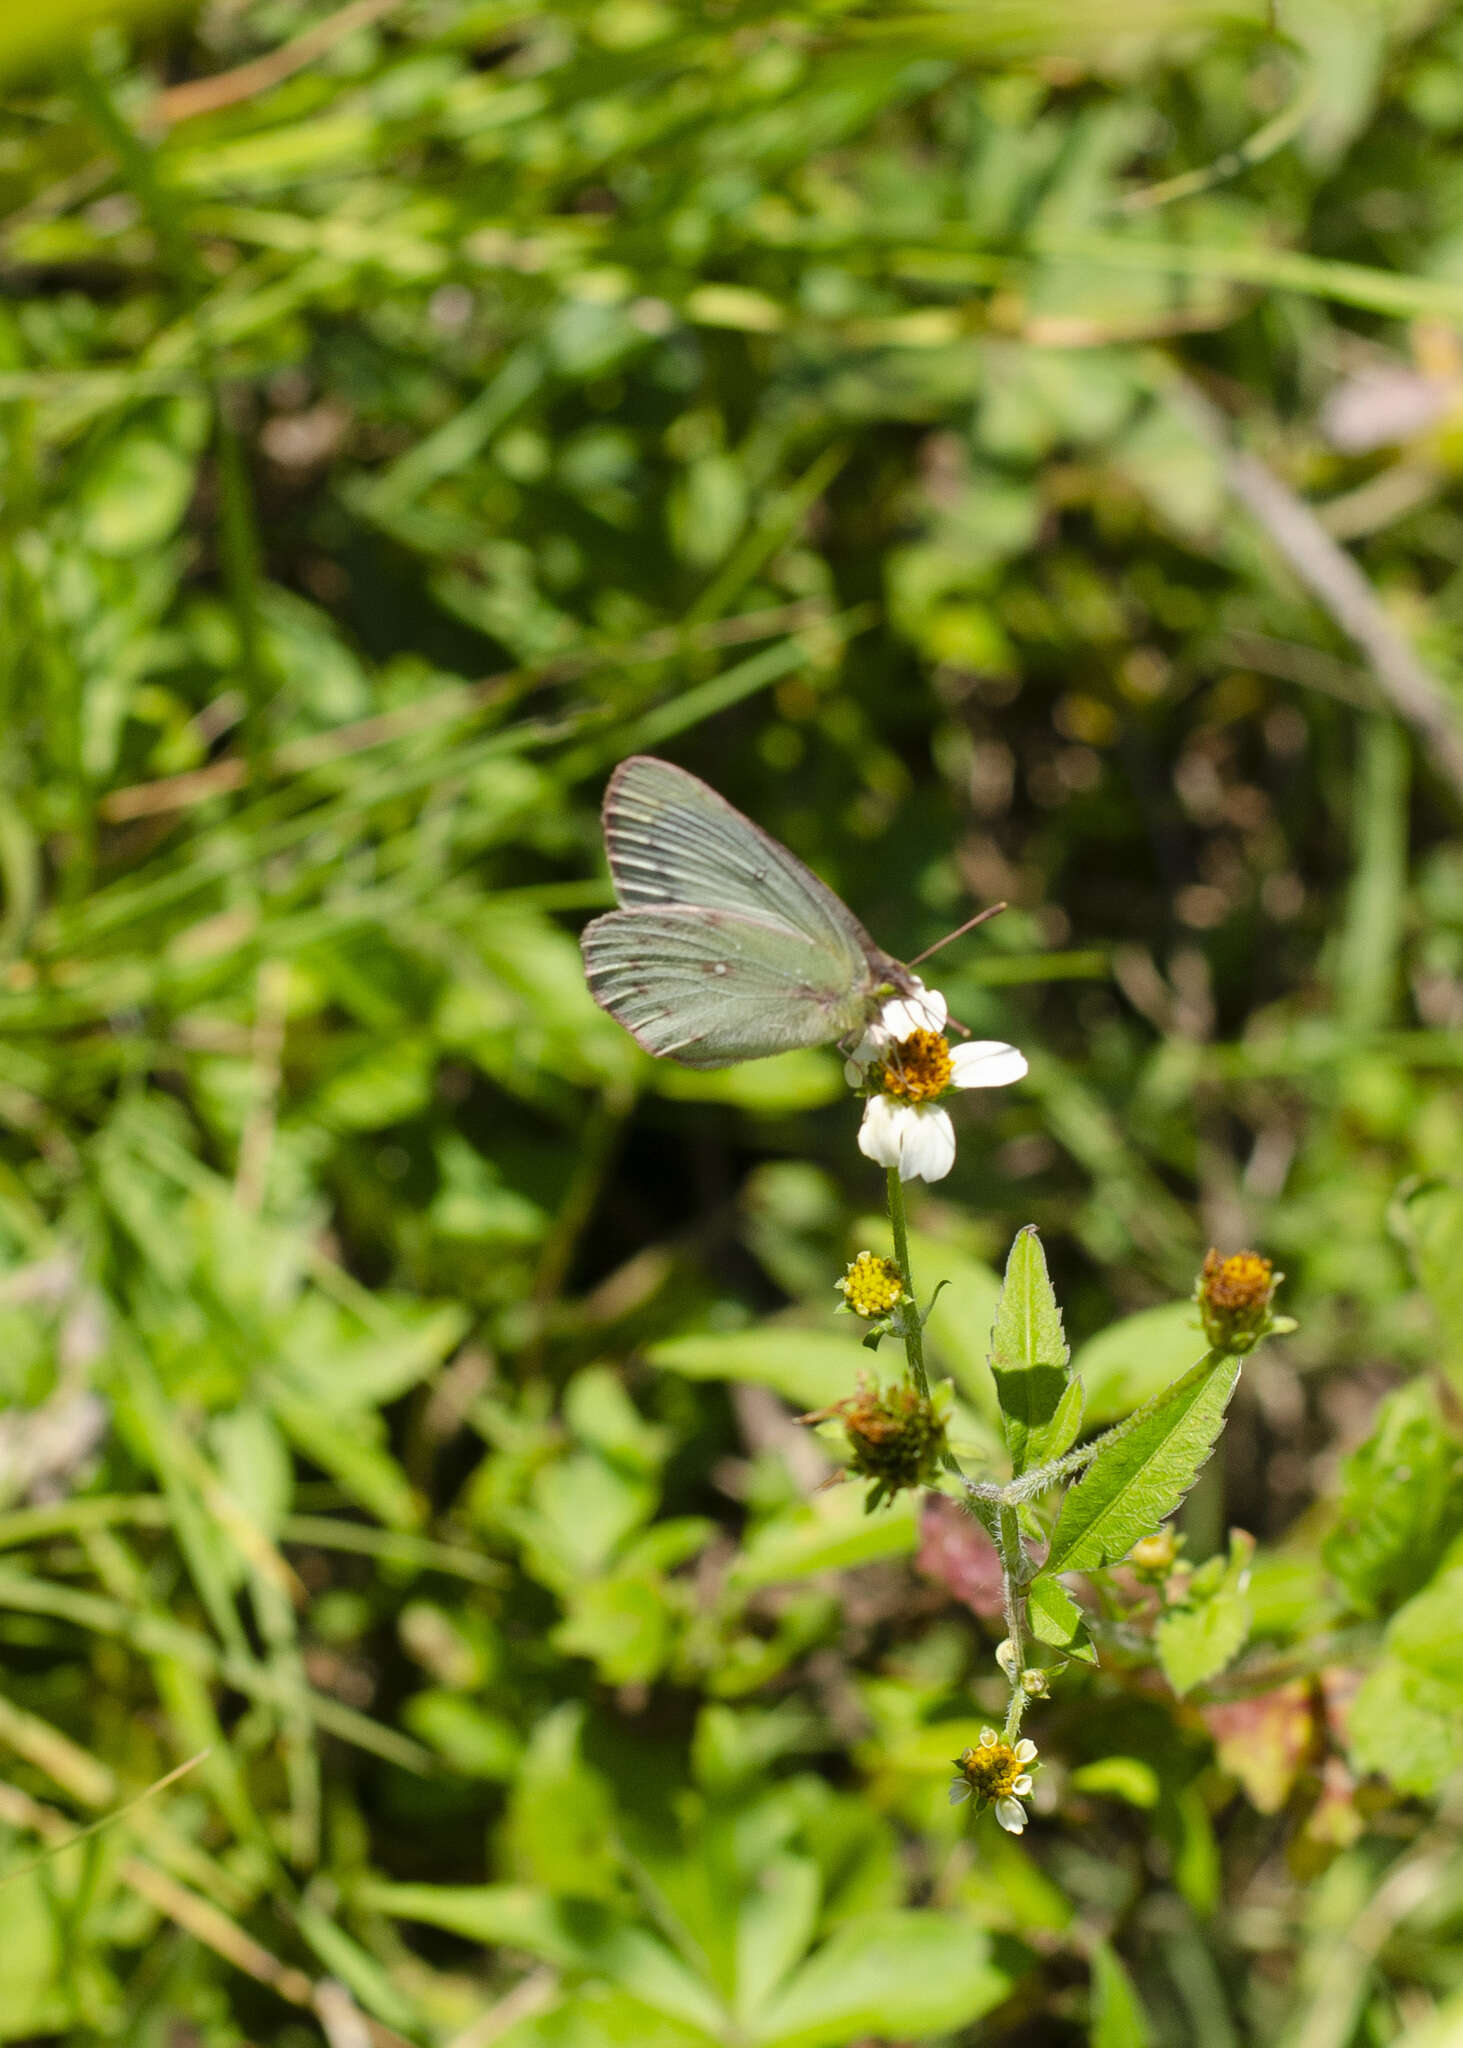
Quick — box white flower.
[995,1795,1028,1834]
[877,980,948,1042]
[949,1731,1039,1830]
[858,1093,957,1182]
[844,980,947,1079]
[949,1041,1029,1089]
[851,987,1028,1184]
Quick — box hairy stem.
[886,1167,930,1401]
[887,1166,1026,1724]
[997,1502,1028,1737]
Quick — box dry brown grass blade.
[152,0,402,125]
[1179,381,1463,806]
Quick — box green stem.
[885,1167,930,1402]
[886,1166,1026,1724]
[997,1502,1027,1733]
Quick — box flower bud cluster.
[802,1373,949,1511]
[1196,1248,1283,1354]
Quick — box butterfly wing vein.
[582,906,871,1067]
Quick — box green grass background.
[3,1,1463,2042]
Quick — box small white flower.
[852,1008,1028,1184]
[877,981,947,1041]
[844,980,947,1079]
[949,1041,1029,1089]
[857,1094,956,1183]
[950,1729,1039,1831]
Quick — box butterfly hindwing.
[582,904,874,1068]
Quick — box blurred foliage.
[4,0,1463,2043]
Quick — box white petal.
[857,1093,905,1170]
[898,1104,956,1183]
[1012,1775,1033,1796]
[1014,1739,1037,1764]
[949,1041,1028,1090]
[995,1797,1027,1834]
[948,1780,972,1805]
[979,1728,998,1748]
[880,981,946,1038]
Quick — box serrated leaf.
[990,1226,1072,1477]
[1391,1178,1463,1391]
[1026,1572,1096,1661]
[1156,1530,1254,1696]
[1041,1375,1088,1466]
[1045,1352,1239,1575]
[1348,1552,1463,1795]
[1322,1382,1463,1618]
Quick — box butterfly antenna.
[907,902,1007,968]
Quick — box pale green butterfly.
[580,754,922,1069]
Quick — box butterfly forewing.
[582,905,874,1068]
[604,756,880,974]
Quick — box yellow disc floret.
[1197,1248,1280,1353]
[956,1732,1028,1802]
[838,1251,906,1318]
[878,1028,953,1103]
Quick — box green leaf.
[729,1486,919,1590]
[648,1327,866,1412]
[293,1904,421,2035]
[1069,1758,1159,1810]
[734,1853,821,2027]
[1156,1530,1254,1696]
[990,1225,1075,1476]
[1026,1571,1096,1662]
[1348,1553,1463,1795]
[1045,1352,1239,1575]
[401,1691,521,1780]
[358,1883,729,2036]
[752,1910,1012,2048]
[1089,1942,1152,2048]
[1322,1383,1463,1617]
[268,1390,422,1530]
[1391,1178,1463,1392]
[493,1987,722,2048]
[553,1573,673,1685]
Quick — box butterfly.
[580,754,921,1069]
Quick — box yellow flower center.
[878,1028,952,1103]
[1200,1249,1274,1311]
[957,1739,1025,1801]
[839,1252,905,1318]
